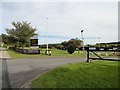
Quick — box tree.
[62,38,82,49]
[67,38,82,48]
[61,41,68,49]
[5,21,38,48]
[67,44,75,54]
[1,34,8,44]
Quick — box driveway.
[6,57,86,89]
[0,47,11,89]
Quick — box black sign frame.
[30,39,38,46]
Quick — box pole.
[81,30,84,51]
[87,45,90,62]
[46,17,48,54]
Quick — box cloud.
[1,2,118,44]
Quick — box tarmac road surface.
[7,57,86,88]
[0,47,11,89]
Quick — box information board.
[30,39,38,46]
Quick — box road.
[0,59,2,90]
[7,57,86,89]
[0,48,11,89]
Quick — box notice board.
[30,39,38,46]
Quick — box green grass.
[8,49,87,58]
[50,49,86,57]
[31,61,119,88]
[8,50,47,58]
[8,48,115,59]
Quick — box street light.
[81,30,84,50]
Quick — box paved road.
[7,57,86,89]
[0,48,11,89]
[0,59,2,90]
[2,59,11,89]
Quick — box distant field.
[8,48,115,59]
[31,61,119,88]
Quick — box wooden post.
[87,45,90,62]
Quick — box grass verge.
[31,61,119,88]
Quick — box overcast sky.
[0,0,119,45]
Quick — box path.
[0,47,11,89]
[0,47,11,59]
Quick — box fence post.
[87,45,90,62]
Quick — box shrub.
[67,44,75,54]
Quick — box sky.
[0,0,119,45]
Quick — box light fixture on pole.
[81,30,84,50]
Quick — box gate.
[86,46,120,62]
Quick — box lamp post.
[81,30,84,50]
[46,17,48,54]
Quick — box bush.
[67,44,75,54]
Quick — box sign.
[30,39,38,46]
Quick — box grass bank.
[31,61,119,88]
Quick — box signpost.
[29,38,40,54]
